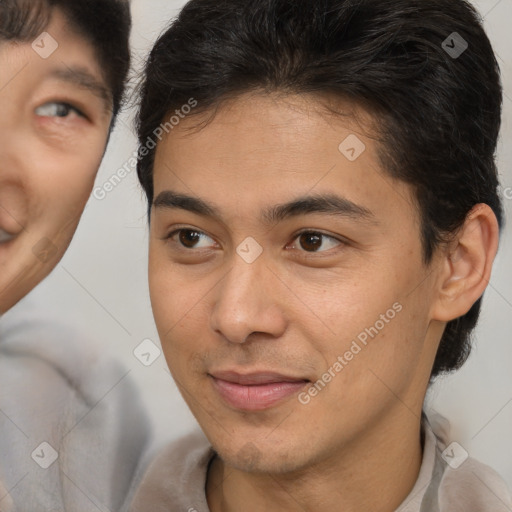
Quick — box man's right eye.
[166,228,217,250]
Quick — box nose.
[210,255,288,344]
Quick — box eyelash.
[163,227,345,256]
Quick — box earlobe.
[431,204,499,322]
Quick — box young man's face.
[149,94,446,474]
[0,10,113,312]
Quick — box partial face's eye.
[35,102,84,118]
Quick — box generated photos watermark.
[298,302,403,405]
[93,98,198,201]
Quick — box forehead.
[154,92,377,174]
[152,93,418,227]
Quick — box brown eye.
[179,230,202,248]
[291,231,343,253]
[299,233,323,252]
[164,227,216,252]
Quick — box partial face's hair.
[136,0,503,379]
[0,0,131,117]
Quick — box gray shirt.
[130,414,512,511]
[0,311,150,512]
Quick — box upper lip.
[210,370,309,386]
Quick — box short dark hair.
[136,0,503,379]
[0,0,132,117]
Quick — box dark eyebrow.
[48,66,112,112]
[262,194,375,225]
[153,191,376,225]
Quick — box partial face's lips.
[0,229,16,244]
[209,370,310,386]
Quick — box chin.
[212,434,308,475]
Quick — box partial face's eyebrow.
[153,190,376,225]
[48,66,112,113]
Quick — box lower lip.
[211,377,308,411]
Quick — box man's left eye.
[35,102,84,118]
[290,231,343,253]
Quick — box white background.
[6,0,512,488]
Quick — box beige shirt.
[130,415,512,511]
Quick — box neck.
[207,410,423,512]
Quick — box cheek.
[320,297,431,410]
[18,153,103,271]
[148,256,217,376]
[39,151,102,215]
[284,267,396,343]
[60,149,102,190]
[299,261,427,369]
[149,249,177,327]
[148,241,217,316]
[152,286,211,348]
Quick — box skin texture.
[0,10,113,313]
[148,93,499,511]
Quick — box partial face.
[149,94,444,474]
[0,10,113,312]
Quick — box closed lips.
[210,371,310,385]
[209,371,310,411]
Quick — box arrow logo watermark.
[442,32,468,59]
[31,32,59,59]
[31,442,59,469]
[236,237,263,264]
[441,441,469,469]
[134,339,162,367]
[338,134,366,162]
[32,237,58,263]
